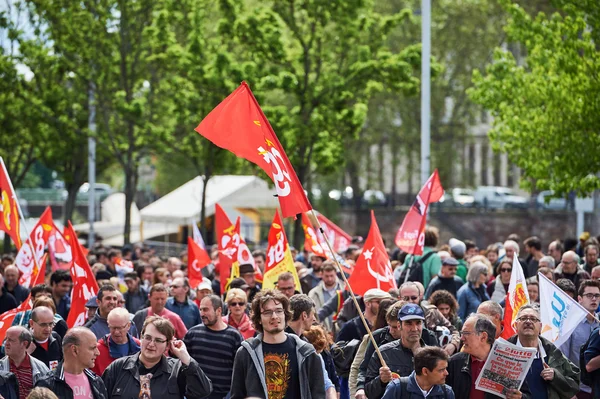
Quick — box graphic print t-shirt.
[64,371,93,399]
[138,361,161,399]
[262,336,300,399]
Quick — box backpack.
[398,251,435,285]
[397,376,448,399]
[331,338,361,378]
[580,327,600,387]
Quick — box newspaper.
[474,338,537,398]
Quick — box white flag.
[192,223,206,250]
[539,272,588,348]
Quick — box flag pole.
[0,157,42,286]
[308,210,388,368]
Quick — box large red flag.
[0,157,22,249]
[48,222,73,272]
[187,237,211,289]
[195,82,312,218]
[0,254,46,342]
[15,207,54,288]
[302,213,328,258]
[348,211,396,295]
[263,211,302,291]
[394,169,444,255]
[65,222,99,328]
[317,214,352,253]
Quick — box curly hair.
[250,289,292,334]
[428,290,459,318]
[304,325,333,353]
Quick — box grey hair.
[503,240,520,253]
[467,262,488,284]
[466,314,496,345]
[8,326,33,347]
[516,304,540,319]
[539,255,556,269]
[478,300,503,319]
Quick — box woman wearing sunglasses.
[223,288,256,339]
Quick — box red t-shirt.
[37,340,49,351]
[10,354,33,399]
[148,308,188,339]
[470,356,486,399]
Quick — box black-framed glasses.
[582,293,600,300]
[262,309,285,318]
[517,316,540,323]
[33,320,54,329]
[142,335,167,344]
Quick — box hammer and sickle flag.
[0,157,22,249]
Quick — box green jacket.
[507,335,580,399]
[456,259,468,282]
[404,247,442,289]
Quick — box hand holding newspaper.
[475,338,537,398]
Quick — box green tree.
[468,1,600,196]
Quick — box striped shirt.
[10,354,33,399]
[183,324,243,399]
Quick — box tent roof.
[140,175,279,225]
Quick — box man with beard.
[231,289,325,399]
[183,295,243,399]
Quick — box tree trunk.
[63,166,85,226]
[123,166,138,245]
[3,234,11,254]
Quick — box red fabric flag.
[187,237,211,289]
[15,207,54,288]
[394,169,444,255]
[0,157,22,249]
[302,213,328,258]
[263,211,302,291]
[0,254,46,342]
[65,222,99,328]
[48,222,73,272]
[232,218,262,283]
[317,213,352,253]
[348,211,396,295]
[215,204,237,293]
[195,82,312,218]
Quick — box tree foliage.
[468,0,600,195]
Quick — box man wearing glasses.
[86,284,138,340]
[91,308,141,376]
[561,280,600,398]
[28,306,62,370]
[508,305,579,399]
[447,313,528,399]
[554,251,590,292]
[230,289,325,399]
[102,315,212,399]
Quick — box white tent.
[140,175,279,225]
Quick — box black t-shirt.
[262,336,300,399]
[139,360,161,376]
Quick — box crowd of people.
[0,227,599,399]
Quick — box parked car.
[473,186,529,209]
[536,190,567,210]
[362,190,387,206]
[77,182,113,202]
[450,188,475,207]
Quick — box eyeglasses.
[229,302,246,307]
[33,320,54,329]
[517,316,540,323]
[278,286,295,291]
[582,293,600,300]
[459,330,479,337]
[108,323,130,331]
[403,296,419,301]
[262,309,285,318]
[501,268,512,273]
[142,335,167,344]
[170,285,182,289]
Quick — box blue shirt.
[165,297,201,329]
[584,326,600,398]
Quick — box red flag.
[0,254,46,342]
[215,204,237,293]
[0,157,22,249]
[48,222,73,272]
[195,82,312,218]
[187,237,211,289]
[302,214,328,258]
[394,169,444,255]
[65,222,99,328]
[348,211,396,295]
[263,211,302,291]
[15,207,54,288]
[233,218,262,283]
[317,214,352,253]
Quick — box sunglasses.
[501,268,512,273]
[229,302,246,307]
[403,296,419,301]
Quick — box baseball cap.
[397,303,425,322]
[196,279,213,292]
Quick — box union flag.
[0,157,22,248]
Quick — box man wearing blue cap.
[364,303,428,399]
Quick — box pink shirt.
[64,371,93,399]
[148,308,188,339]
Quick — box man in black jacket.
[35,327,108,399]
[28,307,63,370]
[363,303,427,399]
[446,314,528,399]
[231,289,325,399]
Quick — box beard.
[202,316,217,327]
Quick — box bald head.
[561,250,579,273]
[31,306,54,322]
[62,327,99,370]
